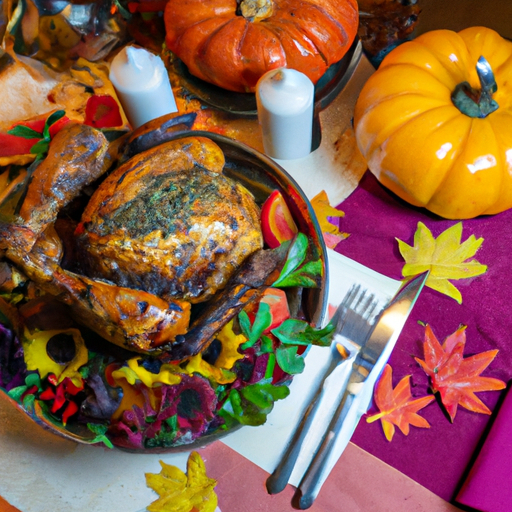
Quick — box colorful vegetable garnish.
[255,288,290,333]
[21,328,88,388]
[84,95,123,129]
[38,373,84,426]
[261,189,298,249]
[2,110,69,160]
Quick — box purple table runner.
[456,384,512,512]
[334,172,511,502]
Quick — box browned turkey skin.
[76,136,263,304]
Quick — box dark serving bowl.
[0,129,329,453]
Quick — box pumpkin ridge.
[276,0,353,55]
[359,96,452,154]
[357,97,449,160]
[415,40,471,88]
[236,18,250,62]
[319,1,358,46]
[425,117,477,214]
[366,63,454,106]
[382,56,462,93]
[263,17,324,63]
[195,18,244,85]
[173,17,234,83]
[413,30,474,84]
[484,117,505,191]
[372,106,468,207]
[174,16,232,48]
[280,0,349,64]
[305,0,358,34]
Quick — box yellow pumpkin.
[353,26,512,219]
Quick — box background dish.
[170,39,362,117]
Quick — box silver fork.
[265,285,378,495]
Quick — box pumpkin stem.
[238,0,273,22]
[451,56,499,118]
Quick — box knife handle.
[266,388,323,494]
[297,388,356,509]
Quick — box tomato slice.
[260,190,298,248]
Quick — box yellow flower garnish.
[182,319,247,384]
[215,319,246,370]
[22,328,88,387]
[112,357,182,388]
[183,354,236,385]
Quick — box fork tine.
[331,284,372,334]
[330,285,359,323]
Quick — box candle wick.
[126,47,145,73]
[270,70,285,83]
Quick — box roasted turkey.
[76,136,263,304]
[0,122,275,358]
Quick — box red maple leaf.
[415,324,506,422]
[366,364,435,441]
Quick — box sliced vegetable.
[261,190,298,249]
[261,288,290,331]
[5,110,69,160]
[84,95,123,129]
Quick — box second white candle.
[256,68,315,160]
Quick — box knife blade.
[296,271,429,509]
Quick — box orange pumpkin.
[164,0,359,93]
[354,27,512,220]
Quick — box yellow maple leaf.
[396,222,487,304]
[146,452,218,512]
[310,190,348,248]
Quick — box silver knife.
[296,271,429,509]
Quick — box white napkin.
[222,249,401,490]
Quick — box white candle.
[109,46,178,129]
[256,68,314,160]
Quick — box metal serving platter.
[0,130,329,453]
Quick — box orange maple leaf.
[415,324,506,422]
[366,364,435,441]
[310,190,348,249]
